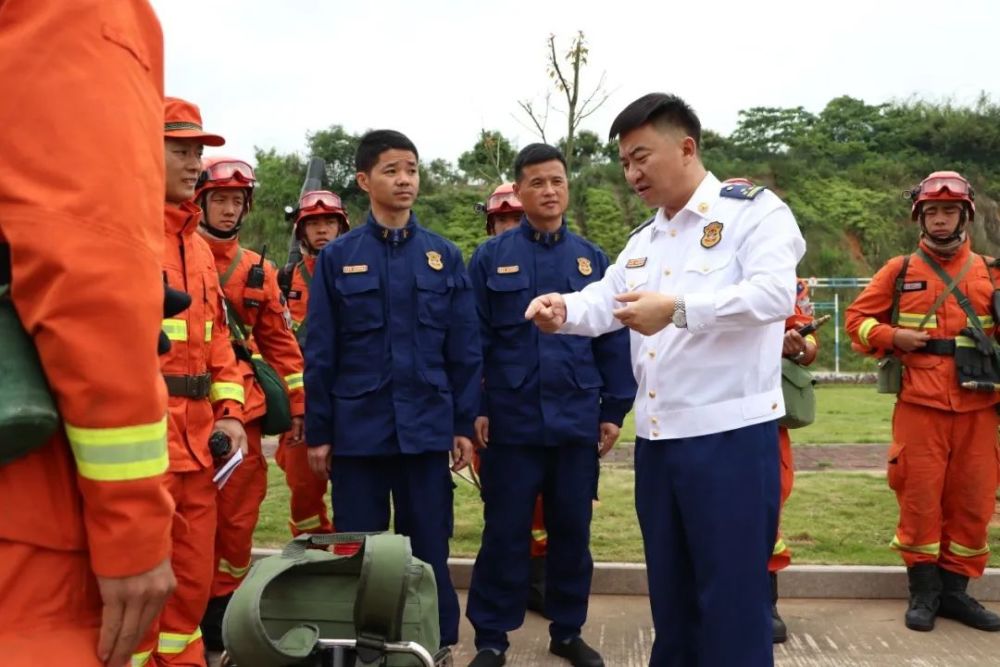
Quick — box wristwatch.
[793,349,807,362]
[672,296,687,329]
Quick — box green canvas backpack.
[222,532,442,667]
[779,357,816,429]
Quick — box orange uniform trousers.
[768,427,794,572]
[275,432,333,535]
[212,421,268,596]
[888,401,999,577]
[135,467,217,666]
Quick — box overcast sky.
[152,0,1000,166]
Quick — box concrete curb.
[250,549,1000,601]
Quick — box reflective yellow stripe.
[285,372,304,390]
[204,321,213,342]
[131,651,152,667]
[210,382,245,404]
[971,315,995,328]
[158,628,202,654]
[218,557,252,578]
[804,334,817,346]
[65,417,168,482]
[162,319,187,342]
[252,353,263,360]
[291,320,303,332]
[531,529,548,541]
[858,318,879,347]
[890,535,940,556]
[773,538,788,556]
[292,515,322,531]
[948,541,991,558]
[897,312,936,329]
[956,336,976,348]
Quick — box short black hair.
[354,129,419,173]
[513,143,567,182]
[608,93,701,148]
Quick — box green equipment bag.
[877,255,911,395]
[0,284,60,464]
[222,532,440,667]
[779,358,816,429]
[221,295,293,437]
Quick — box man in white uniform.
[525,92,805,667]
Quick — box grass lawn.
[254,465,1000,567]
[616,384,895,446]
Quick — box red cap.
[164,96,225,146]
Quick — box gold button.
[663,269,671,276]
[648,350,655,358]
[652,431,660,437]
[702,265,710,272]
[670,229,677,237]
[651,417,658,425]
[648,390,657,398]
[628,282,635,289]
[771,403,778,410]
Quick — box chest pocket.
[567,272,597,293]
[487,271,532,327]
[335,274,383,332]
[623,270,649,292]
[684,250,736,277]
[415,274,454,329]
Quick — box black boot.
[527,556,548,618]
[201,593,233,652]
[905,564,941,631]
[938,567,1000,631]
[549,637,604,667]
[468,649,506,667]
[771,572,787,643]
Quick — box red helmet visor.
[918,176,971,200]
[204,159,255,184]
[487,190,522,214]
[300,191,343,211]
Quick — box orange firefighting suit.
[0,2,173,666]
[769,305,818,572]
[275,255,333,535]
[205,238,305,595]
[846,239,1000,578]
[134,203,246,666]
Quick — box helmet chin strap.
[919,210,967,256]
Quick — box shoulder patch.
[628,214,657,239]
[719,183,768,200]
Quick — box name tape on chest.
[901,281,927,292]
[497,265,520,274]
[343,264,368,274]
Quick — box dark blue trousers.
[329,452,459,647]
[466,444,598,652]
[635,421,779,667]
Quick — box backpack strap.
[889,255,912,326]
[298,260,312,288]
[354,534,411,665]
[915,248,982,330]
[219,246,244,289]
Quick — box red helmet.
[481,183,523,234]
[293,190,350,239]
[197,156,256,206]
[908,171,975,221]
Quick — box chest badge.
[577,257,593,276]
[700,221,724,249]
[626,257,647,269]
[343,264,368,274]
[497,265,520,274]
[426,251,443,271]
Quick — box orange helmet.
[796,278,814,317]
[907,171,975,221]
[479,183,523,234]
[291,190,350,240]
[197,156,256,237]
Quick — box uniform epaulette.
[719,183,768,200]
[628,214,656,239]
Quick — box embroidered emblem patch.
[426,251,443,271]
[700,222,724,249]
[625,257,648,269]
[343,265,368,274]
[497,265,520,274]
[577,257,593,276]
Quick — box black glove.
[159,284,192,355]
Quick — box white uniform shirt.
[562,172,806,440]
